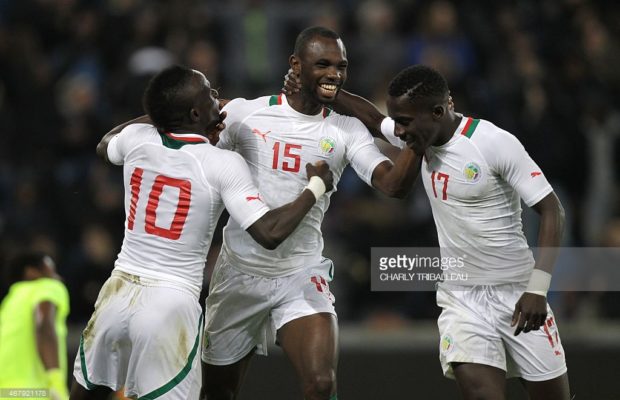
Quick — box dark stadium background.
[1,0,619,398]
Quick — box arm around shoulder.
[96,115,152,162]
[333,90,386,138]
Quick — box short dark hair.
[7,251,48,285]
[142,65,196,132]
[388,65,449,104]
[294,26,340,57]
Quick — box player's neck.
[287,92,323,115]
[436,111,462,146]
[164,124,204,135]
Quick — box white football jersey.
[382,115,553,284]
[107,123,269,294]
[218,94,390,277]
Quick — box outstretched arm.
[333,90,386,139]
[282,71,387,139]
[512,192,565,335]
[96,115,152,162]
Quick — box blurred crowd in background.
[0,0,619,326]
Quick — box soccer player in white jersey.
[69,65,334,400]
[331,65,571,399]
[202,27,422,400]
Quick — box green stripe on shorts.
[79,335,96,390]
[138,315,203,399]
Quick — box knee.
[303,370,336,400]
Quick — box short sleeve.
[30,279,70,317]
[380,117,405,149]
[216,98,248,151]
[343,117,391,186]
[217,152,270,229]
[484,129,553,207]
[107,123,154,165]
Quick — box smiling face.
[292,36,348,104]
[386,94,446,154]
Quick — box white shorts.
[437,283,567,382]
[73,271,203,399]
[202,253,336,365]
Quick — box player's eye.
[210,88,219,99]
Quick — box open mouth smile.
[318,83,339,97]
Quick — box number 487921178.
[431,171,449,200]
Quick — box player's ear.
[289,54,301,75]
[190,108,200,122]
[432,105,445,120]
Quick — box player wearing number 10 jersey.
[69,66,333,400]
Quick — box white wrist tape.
[380,117,404,149]
[304,176,326,201]
[380,117,395,136]
[525,269,552,297]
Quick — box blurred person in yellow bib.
[0,251,70,400]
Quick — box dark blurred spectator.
[348,0,405,98]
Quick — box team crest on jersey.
[463,162,481,183]
[440,334,454,354]
[318,137,336,157]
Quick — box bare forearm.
[249,191,316,249]
[372,148,422,198]
[112,114,152,134]
[533,193,565,273]
[96,114,152,160]
[36,324,59,370]
[334,90,386,138]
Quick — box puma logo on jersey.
[251,128,270,142]
[246,194,263,202]
[531,171,542,178]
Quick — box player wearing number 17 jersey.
[335,65,570,399]
[202,27,422,400]
[69,66,333,400]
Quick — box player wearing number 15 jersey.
[335,65,570,399]
[202,27,422,400]
[69,66,333,400]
